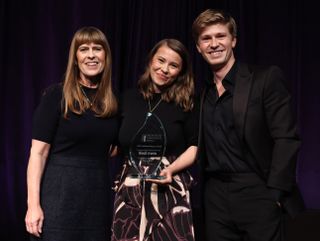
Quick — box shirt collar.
[222,61,238,91]
[206,61,238,90]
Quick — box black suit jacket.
[197,62,304,217]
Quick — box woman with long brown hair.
[111,39,198,241]
[25,26,118,241]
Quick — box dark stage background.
[1,0,320,240]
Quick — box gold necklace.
[148,97,163,113]
[80,85,94,106]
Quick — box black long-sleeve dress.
[111,89,198,241]
[31,84,118,241]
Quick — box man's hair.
[192,9,237,43]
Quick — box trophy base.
[129,174,166,180]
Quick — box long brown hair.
[63,26,117,118]
[138,39,194,111]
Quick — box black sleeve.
[263,66,301,192]
[32,84,62,143]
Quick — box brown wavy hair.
[63,26,117,118]
[138,39,194,111]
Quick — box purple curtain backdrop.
[1,0,319,240]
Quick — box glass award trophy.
[128,112,167,179]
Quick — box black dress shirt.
[203,62,251,173]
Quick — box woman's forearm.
[166,145,197,174]
[26,140,50,207]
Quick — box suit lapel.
[233,63,253,140]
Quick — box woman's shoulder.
[118,88,144,112]
[41,82,63,97]
[38,82,63,106]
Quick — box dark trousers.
[204,173,284,241]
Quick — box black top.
[32,84,118,159]
[118,89,198,157]
[203,62,250,173]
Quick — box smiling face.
[196,23,236,71]
[149,45,182,93]
[76,42,106,84]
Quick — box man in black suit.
[192,9,304,241]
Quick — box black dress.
[111,89,198,241]
[31,84,118,241]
